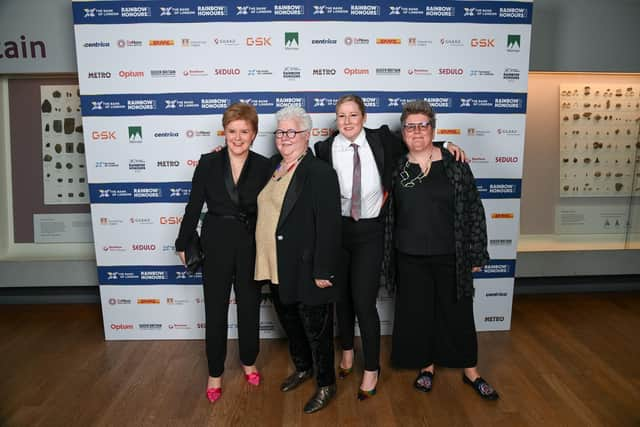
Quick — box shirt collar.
[335,128,366,148]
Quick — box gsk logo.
[470,38,495,48]
[246,37,271,46]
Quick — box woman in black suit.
[390,100,499,400]
[254,105,342,414]
[314,94,464,399]
[175,102,271,403]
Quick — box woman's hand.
[177,251,186,266]
[314,279,333,288]
[446,142,467,162]
[471,266,482,273]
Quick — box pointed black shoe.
[414,370,434,393]
[280,370,313,392]
[303,384,337,414]
[462,374,499,400]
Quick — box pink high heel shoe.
[206,387,222,403]
[245,371,261,386]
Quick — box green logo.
[285,32,299,49]
[507,34,520,50]
[128,126,142,143]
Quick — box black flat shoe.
[280,370,312,392]
[303,384,337,414]
[462,374,499,400]
[414,370,434,393]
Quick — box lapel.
[277,149,312,230]
[315,134,336,167]
[365,127,384,176]
[221,148,239,206]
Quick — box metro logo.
[91,131,116,140]
[246,37,271,46]
[471,38,495,47]
[160,216,183,225]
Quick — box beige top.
[254,171,295,284]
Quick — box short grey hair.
[400,100,436,129]
[275,105,312,131]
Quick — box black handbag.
[185,231,204,274]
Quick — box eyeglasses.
[273,129,307,139]
[402,122,432,133]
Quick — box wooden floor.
[1,292,639,427]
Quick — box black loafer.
[414,370,434,393]
[280,370,312,392]
[462,375,499,400]
[303,384,337,414]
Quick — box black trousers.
[202,222,261,377]
[270,284,336,387]
[391,252,478,369]
[336,217,384,371]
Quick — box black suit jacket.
[175,148,271,252]
[268,149,342,305]
[314,126,403,203]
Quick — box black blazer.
[314,126,403,207]
[268,149,342,305]
[175,148,271,252]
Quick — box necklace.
[400,148,433,188]
[272,152,306,181]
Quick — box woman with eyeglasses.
[391,100,499,400]
[175,102,271,403]
[255,106,342,414]
[314,94,465,400]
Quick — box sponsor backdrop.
[72,0,532,339]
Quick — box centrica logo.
[491,212,515,219]
[437,129,461,135]
[470,38,495,47]
[439,68,464,75]
[311,38,337,45]
[344,68,369,76]
[376,38,401,45]
[91,131,116,140]
[160,216,182,224]
[312,68,336,76]
[496,156,519,163]
[88,71,111,79]
[246,37,271,46]
[111,323,134,330]
[83,41,110,48]
[137,298,161,304]
[119,70,144,79]
[149,40,175,46]
[132,244,156,251]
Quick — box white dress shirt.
[331,129,383,219]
